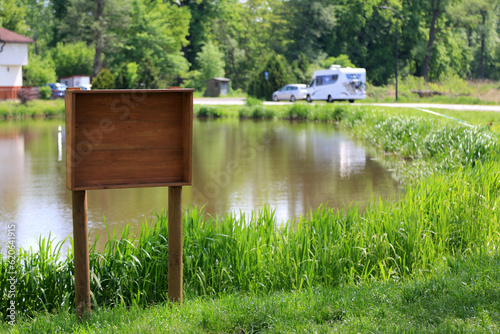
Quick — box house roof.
[0,27,34,43]
[210,77,231,82]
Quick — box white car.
[272,84,308,102]
[79,84,92,90]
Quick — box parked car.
[79,84,92,90]
[45,83,67,98]
[272,84,308,102]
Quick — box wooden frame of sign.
[65,88,193,318]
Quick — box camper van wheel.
[273,95,279,102]
[349,99,355,103]
[306,95,312,103]
[327,95,333,103]
[290,95,296,102]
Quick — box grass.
[365,75,500,104]
[0,99,65,119]
[2,104,500,331]
[3,253,499,333]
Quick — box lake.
[0,118,400,252]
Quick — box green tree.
[0,0,27,33]
[23,53,57,86]
[19,0,56,55]
[247,53,293,100]
[51,42,95,78]
[287,0,336,60]
[321,54,356,68]
[60,0,131,76]
[109,0,190,88]
[196,41,225,90]
[91,68,115,89]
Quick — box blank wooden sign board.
[65,89,193,318]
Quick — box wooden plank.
[74,148,184,182]
[182,92,193,184]
[74,121,183,151]
[72,190,90,319]
[168,186,183,304]
[65,91,76,189]
[74,92,184,123]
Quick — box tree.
[23,53,57,86]
[0,0,27,33]
[60,0,131,77]
[247,53,293,100]
[51,42,95,78]
[286,0,336,60]
[421,0,450,81]
[195,41,225,90]
[111,0,191,88]
[321,54,356,68]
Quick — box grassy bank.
[2,104,500,330]
[0,100,65,119]
[4,253,499,333]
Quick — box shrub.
[40,86,52,100]
[92,69,115,90]
[197,106,222,118]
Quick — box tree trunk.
[421,0,441,81]
[480,11,486,80]
[93,0,105,78]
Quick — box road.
[194,98,500,112]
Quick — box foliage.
[0,0,27,33]
[39,86,52,100]
[50,42,95,78]
[247,53,293,100]
[114,62,139,89]
[321,54,356,68]
[196,106,222,118]
[184,41,225,91]
[91,69,115,89]
[22,54,57,87]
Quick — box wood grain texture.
[66,90,193,190]
[72,190,91,318]
[168,186,183,304]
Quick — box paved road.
[194,98,500,112]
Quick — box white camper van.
[306,65,366,103]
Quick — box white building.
[0,27,34,100]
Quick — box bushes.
[196,106,222,118]
[92,69,115,89]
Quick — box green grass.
[2,104,500,330]
[4,253,499,333]
[0,100,65,119]
[365,75,500,105]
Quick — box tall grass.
[0,100,65,119]
[2,104,500,319]
[2,160,499,317]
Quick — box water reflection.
[0,119,400,253]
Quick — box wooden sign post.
[65,88,193,318]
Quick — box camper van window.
[346,74,361,80]
[316,75,338,86]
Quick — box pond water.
[0,118,400,252]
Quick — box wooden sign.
[65,88,193,318]
[65,89,193,190]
